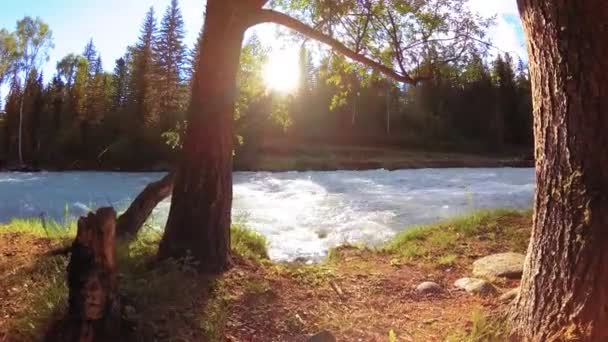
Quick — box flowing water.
[0,168,534,261]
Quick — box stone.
[307,330,336,342]
[473,252,526,279]
[500,287,520,302]
[454,278,496,295]
[415,281,443,294]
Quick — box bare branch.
[250,9,416,84]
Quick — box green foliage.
[231,223,269,261]
[161,120,187,150]
[1,3,532,170]
[235,34,268,120]
[0,28,18,87]
[15,17,54,73]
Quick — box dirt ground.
[0,213,531,341]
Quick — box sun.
[263,49,300,93]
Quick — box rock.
[307,330,336,342]
[415,281,443,294]
[500,287,520,302]
[473,252,526,279]
[454,278,496,295]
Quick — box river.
[0,168,534,261]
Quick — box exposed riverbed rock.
[454,278,496,295]
[415,281,443,294]
[473,252,526,279]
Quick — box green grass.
[446,310,508,342]
[231,223,269,261]
[384,209,531,267]
[11,257,68,340]
[437,254,458,267]
[1,218,269,341]
[0,217,76,239]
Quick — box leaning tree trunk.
[116,172,174,239]
[157,0,248,273]
[512,1,608,341]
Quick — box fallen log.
[45,207,127,342]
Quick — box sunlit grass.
[1,217,269,340]
[445,310,508,342]
[384,209,531,267]
[0,217,76,239]
[231,223,269,261]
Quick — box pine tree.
[493,53,519,146]
[514,58,533,147]
[155,0,187,131]
[131,7,159,129]
[5,72,21,160]
[71,56,89,122]
[46,75,64,136]
[82,39,99,77]
[112,57,129,110]
[190,27,203,81]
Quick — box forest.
[0,1,532,170]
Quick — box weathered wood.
[45,207,125,342]
[117,172,174,239]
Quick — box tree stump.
[46,207,125,342]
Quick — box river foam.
[0,168,534,261]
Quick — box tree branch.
[251,9,416,84]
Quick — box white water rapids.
[0,168,534,261]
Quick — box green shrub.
[231,224,269,261]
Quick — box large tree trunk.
[157,0,248,273]
[512,1,608,341]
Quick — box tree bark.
[157,0,249,273]
[116,172,173,239]
[45,207,124,342]
[512,1,608,341]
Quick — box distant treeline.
[0,2,532,170]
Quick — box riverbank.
[0,210,530,341]
[234,143,533,172]
[1,143,533,172]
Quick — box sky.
[0,0,527,94]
